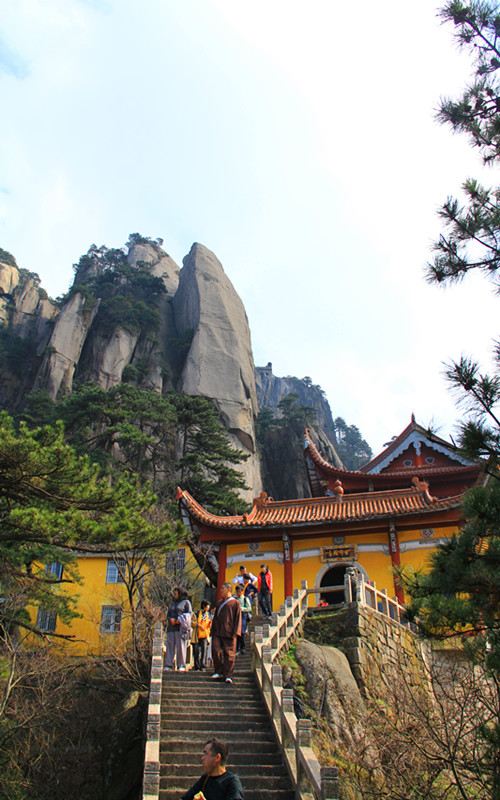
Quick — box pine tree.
[0,412,177,639]
[407,6,500,790]
[333,417,372,469]
[427,1,500,287]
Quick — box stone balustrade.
[252,580,340,800]
[142,621,164,800]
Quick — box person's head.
[201,738,228,774]
[243,573,251,584]
[260,564,267,573]
[201,600,210,611]
[173,586,187,601]
[235,584,244,596]
[239,565,246,575]
[220,582,232,599]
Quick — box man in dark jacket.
[181,737,244,800]
[211,582,242,684]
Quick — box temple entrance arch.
[319,565,347,605]
[314,561,368,606]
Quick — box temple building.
[177,416,484,607]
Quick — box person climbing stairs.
[158,647,295,800]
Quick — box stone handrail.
[143,621,164,800]
[308,568,415,630]
[252,580,340,800]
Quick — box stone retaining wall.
[304,604,431,699]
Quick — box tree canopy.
[0,411,178,638]
[23,382,249,514]
[427,1,500,288]
[407,6,500,791]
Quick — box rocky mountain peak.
[173,242,262,500]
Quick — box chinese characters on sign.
[321,545,356,563]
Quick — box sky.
[0,0,498,457]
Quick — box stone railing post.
[345,566,356,604]
[281,687,295,751]
[271,662,283,734]
[321,766,340,800]
[297,717,312,747]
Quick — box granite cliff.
[0,239,262,502]
[0,237,371,502]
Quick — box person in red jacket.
[257,564,273,618]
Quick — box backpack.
[178,605,193,640]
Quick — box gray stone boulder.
[295,640,376,761]
[173,243,262,500]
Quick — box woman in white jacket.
[164,586,192,671]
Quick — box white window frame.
[100,605,122,633]
[106,558,126,584]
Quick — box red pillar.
[283,534,294,599]
[216,543,227,600]
[388,523,405,605]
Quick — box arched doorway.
[319,564,348,605]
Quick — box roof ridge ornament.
[332,479,344,500]
[411,475,437,503]
[254,490,270,508]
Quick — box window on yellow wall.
[106,558,126,583]
[46,561,63,580]
[37,608,57,632]
[100,606,122,633]
[166,548,186,573]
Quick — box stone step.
[161,764,288,778]
[160,721,270,734]
[162,680,259,691]
[162,697,263,709]
[159,753,284,768]
[159,789,294,800]
[160,739,281,754]
[160,712,268,723]
[160,728,276,753]
[163,698,263,707]
[163,674,255,684]
[160,775,292,791]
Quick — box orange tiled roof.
[176,484,462,531]
[304,429,479,480]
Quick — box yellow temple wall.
[226,525,460,609]
[226,540,285,605]
[30,546,201,656]
[398,524,460,574]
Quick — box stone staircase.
[158,636,295,800]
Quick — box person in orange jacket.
[193,600,212,671]
[257,563,273,618]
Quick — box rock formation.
[295,640,374,757]
[255,363,342,467]
[173,243,262,500]
[0,239,371,503]
[36,291,101,398]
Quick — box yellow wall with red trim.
[226,523,458,608]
